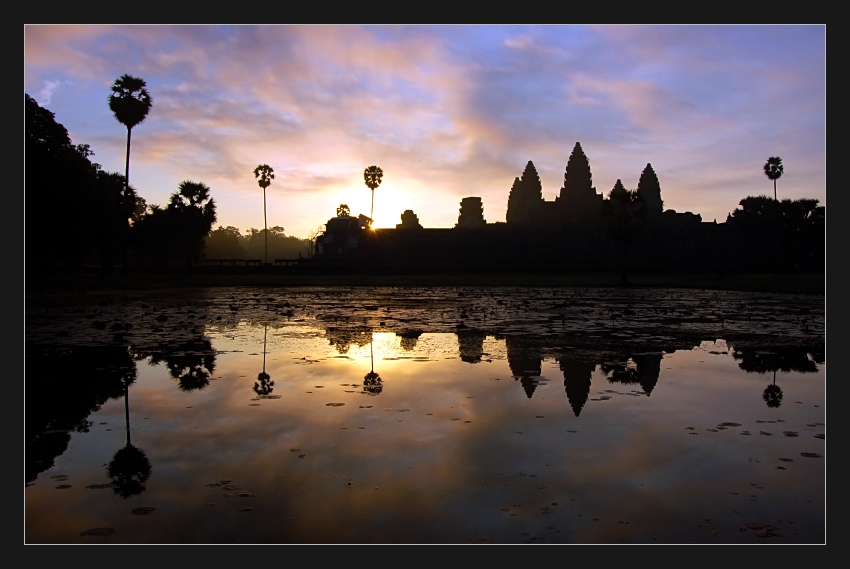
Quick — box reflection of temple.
[506,336,543,398]
[559,358,595,417]
[600,353,662,396]
[457,328,486,363]
[503,334,675,415]
[324,327,373,355]
[397,329,423,351]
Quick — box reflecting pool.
[25,286,825,543]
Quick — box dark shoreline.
[26,269,825,304]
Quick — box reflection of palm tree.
[763,370,783,408]
[731,344,820,374]
[108,444,151,499]
[363,338,383,395]
[363,165,383,222]
[253,324,275,397]
[108,377,151,498]
[164,340,216,391]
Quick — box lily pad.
[80,527,116,537]
[132,507,157,515]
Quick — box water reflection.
[763,371,783,408]
[25,345,134,485]
[560,358,594,416]
[107,371,152,498]
[253,324,275,397]
[25,287,825,543]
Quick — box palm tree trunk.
[123,127,132,271]
[125,127,132,193]
[263,188,268,264]
[774,179,777,201]
[371,190,375,222]
[124,380,131,447]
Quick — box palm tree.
[363,165,383,222]
[763,156,784,200]
[108,75,153,200]
[109,74,152,269]
[254,164,275,264]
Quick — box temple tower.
[457,197,486,228]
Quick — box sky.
[24,25,826,240]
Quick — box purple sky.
[24,25,826,239]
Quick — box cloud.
[24,25,825,238]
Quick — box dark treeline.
[27,92,822,277]
[206,225,310,261]
[26,94,308,273]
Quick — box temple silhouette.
[313,142,823,275]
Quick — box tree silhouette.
[167,181,217,272]
[206,226,246,258]
[108,75,152,194]
[108,75,152,269]
[132,181,216,270]
[604,179,645,284]
[363,165,383,222]
[27,94,105,268]
[763,156,784,200]
[253,164,275,264]
[91,170,140,271]
[728,196,824,271]
[337,204,351,217]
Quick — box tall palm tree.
[763,156,784,200]
[254,164,275,264]
[109,75,152,269]
[363,165,383,223]
[108,75,153,201]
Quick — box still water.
[25,286,825,543]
